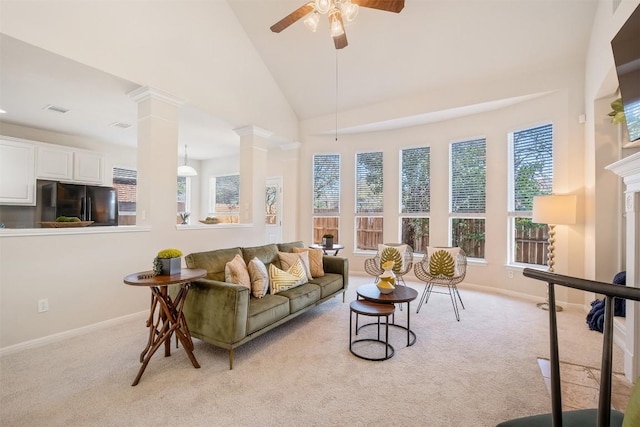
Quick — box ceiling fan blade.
[270,3,314,33]
[352,0,405,13]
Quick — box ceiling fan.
[270,0,405,50]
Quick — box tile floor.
[537,358,634,412]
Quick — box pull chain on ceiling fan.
[270,0,404,49]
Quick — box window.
[177,176,190,222]
[209,174,239,224]
[508,123,553,266]
[313,154,340,243]
[356,151,383,251]
[400,147,430,254]
[113,167,137,225]
[450,139,486,258]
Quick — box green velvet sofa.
[181,241,349,369]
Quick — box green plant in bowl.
[55,216,81,222]
[157,248,182,259]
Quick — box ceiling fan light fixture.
[303,11,320,32]
[340,1,358,21]
[315,0,332,14]
[329,10,345,37]
[178,144,198,177]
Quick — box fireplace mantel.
[606,151,640,381]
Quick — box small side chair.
[364,243,413,286]
[414,247,467,321]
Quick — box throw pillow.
[225,254,251,289]
[247,257,269,298]
[278,251,312,281]
[426,247,460,277]
[269,259,308,294]
[378,244,408,273]
[292,247,325,278]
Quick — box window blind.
[451,139,486,213]
[356,151,383,213]
[313,154,340,214]
[401,147,430,213]
[512,124,553,211]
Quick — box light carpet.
[0,275,624,426]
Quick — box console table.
[123,268,206,386]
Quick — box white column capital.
[233,125,273,139]
[128,86,185,107]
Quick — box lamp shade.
[177,144,197,177]
[177,165,197,177]
[532,194,577,225]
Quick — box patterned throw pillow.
[269,258,308,294]
[426,247,460,277]
[278,251,312,280]
[224,254,251,289]
[292,247,325,278]
[247,257,269,298]
[378,244,407,273]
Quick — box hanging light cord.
[335,51,339,142]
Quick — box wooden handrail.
[522,268,638,427]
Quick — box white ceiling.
[0,0,598,160]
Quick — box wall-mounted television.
[611,5,640,143]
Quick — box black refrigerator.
[37,180,119,226]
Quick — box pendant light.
[177,144,197,177]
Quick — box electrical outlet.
[508,271,514,279]
[37,298,49,313]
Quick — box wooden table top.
[356,283,418,304]
[123,268,206,287]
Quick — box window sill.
[176,223,253,231]
[0,225,151,238]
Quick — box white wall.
[0,1,300,349]
[299,64,588,305]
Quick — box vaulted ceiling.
[0,0,598,159]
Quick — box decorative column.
[129,86,184,229]
[234,126,271,224]
[606,151,640,382]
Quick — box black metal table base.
[356,322,417,347]
[350,338,395,361]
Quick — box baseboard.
[0,311,147,357]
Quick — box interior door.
[265,177,282,243]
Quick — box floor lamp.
[531,194,577,311]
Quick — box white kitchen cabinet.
[36,145,74,180]
[0,138,36,205]
[73,151,104,184]
[36,144,105,185]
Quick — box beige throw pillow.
[278,251,312,280]
[269,259,308,294]
[224,254,251,289]
[292,247,325,278]
[247,257,269,298]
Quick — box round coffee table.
[356,284,418,347]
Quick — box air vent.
[42,104,69,114]
[110,122,132,129]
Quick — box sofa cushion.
[246,294,290,334]
[241,244,280,270]
[292,247,325,278]
[269,260,307,294]
[309,273,344,299]
[247,257,269,298]
[185,247,243,282]
[278,251,312,280]
[277,241,305,253]
[225,254,251,289]
[277,283,321,313]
